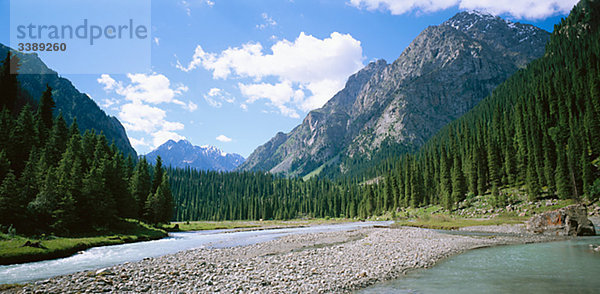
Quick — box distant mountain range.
[238,11,550,178]
[0,43,136,157]
[145,139,245,172]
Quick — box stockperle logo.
[10,0,151,74]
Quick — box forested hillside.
[0,66,173,235]
[369,0,600,210]
[0,44,137,157]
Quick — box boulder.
[526,204,596,236]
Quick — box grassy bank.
[0,219,167,265]
[164,218,353,232]
[392,214,528,230]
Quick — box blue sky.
[0,0,576,157]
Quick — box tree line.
[0,53,173,235]
[168,168,370,221]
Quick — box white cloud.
[239,81,301,118]
[113,73,188,105]
[97,74,120,91]
[205,0,215,7]
[129,137,151,149]
[216,134,232,142]
[152,130,186,148]
[458,0,577,19]
[100,98,120,110]
[257,13,277,30]
[153,37,160,46]
[186,101,198,112]
[348,0,577,19]
[177,32,364,117]
[99,74,189,151]
[118,102,168,133]
[204,87,235,108]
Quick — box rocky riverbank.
[4,225,564,294]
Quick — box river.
[359,235,600,293]
[0,221,391,284]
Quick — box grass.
[302,164,326,181]
[0,219,167,265]
[392,214,528,230]
[165,218,353,232]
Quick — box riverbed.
[2,224,560,293]
[0,221,390,285]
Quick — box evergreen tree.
[44,113,69,167]
[0,171,19,227]
[130,158,152,219]
[35,85,55,146]
[0,52,20,112]
[145,174,174,224]
[151,156,164,194]
[451,154,466,204]
[8,105,36,175]
[439,150,452,209]
[0,149,10,181]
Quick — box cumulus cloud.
[99,73,189,151]
[129,137,151,149]
[97,74,120,91]
[177,32,364,117]
[204,87,235,108]
[348,0,577,19]
[216,134,232,142]
[238,81,302,118]
[102,73,188,105]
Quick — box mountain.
[238,11,550,177]
[0,43,136,157]
[145,139,245,172]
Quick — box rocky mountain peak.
[442,10,549,67]
[146,140,244,172]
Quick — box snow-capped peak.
[144,140,245,172]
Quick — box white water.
[0,221,391,284]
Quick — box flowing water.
[359,236,600,294]
[0,221,391,284]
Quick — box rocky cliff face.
[145,139,245,172]
[238,11,550,177]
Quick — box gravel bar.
[5,226,563,293]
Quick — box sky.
[0,0,577,157]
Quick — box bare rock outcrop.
[526,204,596,236]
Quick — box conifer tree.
[0,171,19,227]
[152,156,164,194]
[451,154,466,204]
[439,150,452,209]
[0,52,20,112]
[8,105,36,175]
[131,158,152,219]
[35,85,55,146]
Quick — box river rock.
[526,204,596,236]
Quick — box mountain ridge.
[238,11,551,177]
[145,139,245,172]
